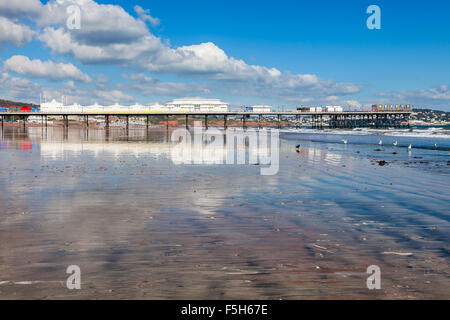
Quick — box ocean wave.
[280,127,450,139]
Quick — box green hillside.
[0,99,39,108]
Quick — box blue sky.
[0,0,449,110]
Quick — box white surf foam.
[280,127,450,139]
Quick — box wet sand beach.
[0,126,449,299]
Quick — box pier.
[0,111,412,129]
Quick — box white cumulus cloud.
[3,55,91,82]
[0,17,34,47]
[378,85,450,109]
[134,5,160,27]
[122,73,210,97]
[94,89,134,103]
[0,0,43,18]
[0,72,41,102]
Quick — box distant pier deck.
[0,111,412,129]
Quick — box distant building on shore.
[165,98,229,112]
[325,106,344,112]
[40,98,229,113]
[249,105,272,113]
[372,104,412,112]
[40,99,64,112]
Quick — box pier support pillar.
[23,116,26,129]
[243,114,246,129]
[105,115,109,129]
[166,114,169,131]
[224,115,227,129]
[185,115,188,130]
[205,114,208,130]
[278,114,281,129]
[146,115,149,128]
[126,115,129,131]
[258,114,262,129]
[85,115,89,127]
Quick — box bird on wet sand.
[342,139,348,144]
[393,141,398,146]
[379,140,383,146]
[408,144,412,151]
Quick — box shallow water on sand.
[0,126,449,299]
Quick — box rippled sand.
[0,126,449,299]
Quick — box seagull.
[379,140,383,146]
[342,139,348,144]
[393,141,398,146]
[408,144,412,151]
[296,144,301,149]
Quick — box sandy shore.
[0,127,448,299]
